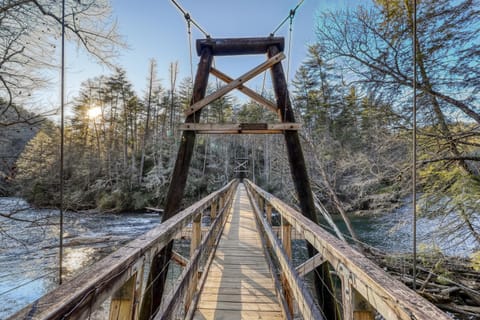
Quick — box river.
[0,196,476,318]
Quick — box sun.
[87,106,102,119]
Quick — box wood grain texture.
[193,185,283,320]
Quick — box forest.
[0,0,479,317]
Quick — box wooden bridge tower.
[140,37,338,319]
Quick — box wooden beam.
[196,37,284,56]
[179,122,300,134]
[295,253,326,277]
[210,67,278,113]
[172,250,189,267]
[185,52,285,116]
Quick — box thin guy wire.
[59,0,65,286]
[171,0,210,38]
[412,0,418,291]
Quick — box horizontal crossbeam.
[196,37,284,56]
[179,123,300,134]
[185,52,285,116]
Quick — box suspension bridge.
[8,36,452,320]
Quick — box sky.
[45,0,367,111]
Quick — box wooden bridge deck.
[193,184,283,319]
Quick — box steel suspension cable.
[270,0,305,36]
[171,0,210,38]
[59,0,65,286]
[412,0,418,291]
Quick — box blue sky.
[50,0,367,110]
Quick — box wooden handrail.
[244,179,450,320]
[9,180,238,320]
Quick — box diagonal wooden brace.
[295,253,326,277]
[184,52,285,116]
[210,67,278,114]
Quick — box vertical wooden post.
[353,289,374,320]
[341,272,353,320]
[109,274,137,320]
[281,218,292,259]
[210,200,217,220]
[191,213,202,257]
[185,212,202,312]
[268,44,340,320]
[266,204,272,224]
[281,217,294,316]
[258,196,264,213]
[218,195,224,213]
[138,47,213,320]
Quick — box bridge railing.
[244,179,450,320]
[10,179,239,320]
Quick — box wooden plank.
[193,185,282,319]
[246,180,452,320]
[185,52,285,116]
[196,37,284,56]
[210,67,278,113]
[193,309,283,320]
[197,301,281,312]
[200,293,279,304]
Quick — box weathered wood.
[246,185,324,320]
[8,181,235,320]
[281,218,292,259]
[266,204,272,224]
[295,253,326,277]
[210,67,278,113]
[193,185,283,320]
[172,250,189,267]
[185,53,285,116]
[139,46,213,320]
[246,180,452,320]
[109,274,136,320]
[353,289,374,320]
[268,43,341,319]
[196,37,284,56]
[179,122,300,134]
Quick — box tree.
[0,0,123,124]
[315,0,480,248]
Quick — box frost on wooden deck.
[193,184,283,320]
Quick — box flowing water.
[0,197,476,318]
